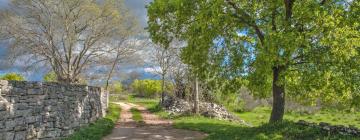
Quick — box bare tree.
[151,44,176,104]
[168,43,188,99]
[0,0,137,83]
[104,38,140,90]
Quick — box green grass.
[174,116,359,140]
[130,108,143,122]
[235,107,360,128]
[64,103,121,140]
[126,97,360,140]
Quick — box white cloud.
[144,66,161,74]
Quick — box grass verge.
[130,108,143,122]
[174,116,359,140]
[127,97,360,140]
[235,107,360,128]
[64,103,121,140]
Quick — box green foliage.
[130,108,143,122]
[43,72,57,82]
[64,103,121,140]
[147,0,360,120]
[109,81,123,94]
[131,79,173,98]
[0,73,25,81]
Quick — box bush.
[0,73,25,81]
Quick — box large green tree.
[147,0,360,122]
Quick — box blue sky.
[0,0,156,81]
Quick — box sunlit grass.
[174,116,359,140]
[235,107,360,128]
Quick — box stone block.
[32,106,43,114]
[14,131,26,140]
[0,121,4,129]
[14,109,31,117]
[0,111,10,120]
[5,132,14,140]
[14,103,29,110]
[14,118,25,126]
[42,130,58,138]
[26,116,36,123]
[0,103,7,111]
[14,124,27,131]
[27,89,43,95]
[5,120,15,131]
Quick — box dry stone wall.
[0,80,109,140]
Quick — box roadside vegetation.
[64,103,121,140]
[125,96,360,140]
[236,107,360,128]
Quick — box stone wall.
[297,120,360,136]
[0,80,109,140]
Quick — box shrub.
[43,71,57,82]
[0,73,25,81]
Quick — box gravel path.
[102,102,207,140]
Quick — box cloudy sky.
[0,0,157,82]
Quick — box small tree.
[151,44,176,104]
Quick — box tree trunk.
[194,77,199,114]
[269,66,285,123]
[105,53,120,90]
[161,74,165,104]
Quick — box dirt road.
[102,102,207,140]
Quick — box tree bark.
[194,77,199,114]
[161,74,165,104]
[269,66,285,123]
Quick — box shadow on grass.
[174,118,360,140]
[63,118,115,140]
